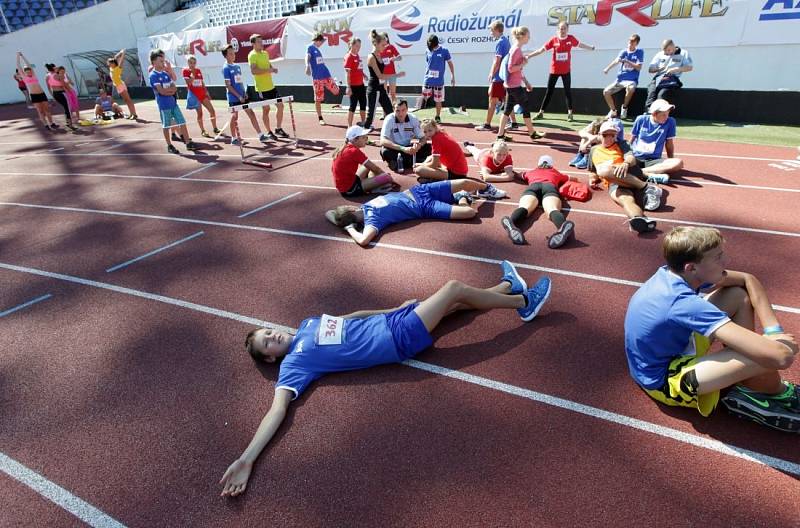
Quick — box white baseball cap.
[537,154,554,168]
[649,99,676,113]
[345,125,370,141]
[599,121,619,135]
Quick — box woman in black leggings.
[44,63,75,130]
[364,30,404,130]
[527,21,595,121]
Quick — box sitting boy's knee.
[674,158,684,171]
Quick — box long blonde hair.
[511,26,529,42]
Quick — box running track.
[1,102,799,527]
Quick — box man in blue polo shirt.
[306,32,340,125]
[420,34,454,124]
[379,99,431,172]
[630,98,684,182]
[602,33,644,120]
[148,49,196,154]
[219,262,553,497]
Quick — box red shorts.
[313,77,340,102]
[489,81,506,99]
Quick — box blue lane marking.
[0,293,52,317]
[105,231,205,273]
[238,192,302,218]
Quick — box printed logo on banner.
[548,0,730,27]
[177,38,224,57]
[758,0,800,21]
[315,16,354,47]
[231,38,240,53]
[189,39,206,56]
[390,6,423,49]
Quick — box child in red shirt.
[343,38,367,127]
[332,125,397,197]
[464,139,515,181]
[380,33,402,104]
[182,55,219,137]
[413,119,469,182]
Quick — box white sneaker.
[643,184,663,211]
[620,106,628,119]
[606,110,617,119]
[476,183,507,200]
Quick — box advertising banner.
[226,18,288,63]
[137,26,228,71]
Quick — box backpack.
[559,180,592,202]
[499,53,510,82]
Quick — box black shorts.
[257,88,279,101]
[447,170,467,180]
[30,92,47,103]
[340,177,365,197]
[522,182,560,200]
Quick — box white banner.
[740,0,800,45]
[137,26,228,73]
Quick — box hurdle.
[224,95,298,169]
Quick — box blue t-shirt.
[276,314,400,398]
[96,96,113,112]
[624,266,730,389]
[631,115,677,160]
[424,46,451,87]
[616,48,644,84]
[362,192,422,233]
[148,70,177,110]
[307,44,332,80]
[222,63,245,104]
[493,36,511,83]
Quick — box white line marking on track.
[105,231,205,273]
[89,143,125,154]
[1,202,798,314]
[0,262,797,477]
[0,451,127,528]
[0,293,52,317]
[47,147,65,152]
[179,162,218,179]
[238,192,302,218]
[75,138,114,147]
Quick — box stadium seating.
[184,0,402,27]
[0,0,108,33]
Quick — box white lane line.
[89,144,125,154]
[1,202,798,315]
[75,138,114,147]
[179,162,218,179]
[0,261,797,477]
[0,293,52,317]
[47,147,65,152]
[238,192,302,218]
[105,231,205,273]
[0,451,127,528]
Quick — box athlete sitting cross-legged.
[219,261,552,496]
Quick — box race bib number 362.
[317,314,344,345]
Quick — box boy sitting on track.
[587,121,663,234]
[325,178,505,247]
[219,261,552,497]
[94,87,123,120]
[332,125,398,197]
[629,99,684,182]
[625,226,799,432]
[148,50,197,154]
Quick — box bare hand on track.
[219,459,253,497]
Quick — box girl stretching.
[496,26,545,143]
[58,66,81,125]
[45,63,74,130]
[325,178,504,247]
[16,52,55,129]
[220,261,552,497]
[107,49,138,119]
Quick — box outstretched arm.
[578,42,595,51]
[220,388,293,497]
[115,49,125,64]
[526,46,547,58]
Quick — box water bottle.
[397,152,404,172]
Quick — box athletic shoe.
[452,190,473,204]
[643,184,663,211]
[475,124,492,131]
[275,128,289,138]
[434,115,442,124]
[463,140,475,150]
[646,173,670,184]
[574,156,589,170]
[721,382,800,433]
[318,118,326,126]
[201,131,212,138]
[259,133,270,143]
[518,276,552,322]
[266,131,278,141]
[501,216,526,245]
[213,128,221,135]
[629,216,656,233]
[567,111,574,122]
[172,132,182,142]
[509,122,520,130]
[568,152,585,167]
[476,183,507,200]
[128,114,138,120]
[496,134,513,142]
[50,123,60,129]
[231,138,242,146]
[548,220,575,249]
[530,131,546,140]
[620,106,628,119]
[500,260,527,295]
[167,144,179,154]
[185,141,199,151]
[606,110,617,119]
[534,111,544,120]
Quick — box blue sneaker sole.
[501,260,527,295]
[519,279,551,322]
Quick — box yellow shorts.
[644,332,720,417]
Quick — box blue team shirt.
[631,115,677,160]
[624,266,730,389]
[616,48,644,84]
[276,314,400,398]
[362,192,422,233]
[424,46,451,87]
[222,63,245,104]
[148,70,177,110]
[493,36,511,83]
[307,44,332,80]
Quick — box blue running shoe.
[452,190,473,204]
[518,276,551,321]
[568,152,584,167]
[500,260,526,295]
[574,156,589,170]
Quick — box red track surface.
[1,102,799,527]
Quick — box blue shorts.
[384,75,398,85]
[159,106,186,129]
[410,181,454,221]
[385,303,433,360]
[186,90,200,110]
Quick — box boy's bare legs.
[414,280,524,333]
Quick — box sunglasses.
[601,132,616,137]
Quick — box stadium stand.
[0,0,108,33]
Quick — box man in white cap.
[629,99,684,183]
[332,125,397,197]
[499,153,577,248]
[587,121,662,233]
